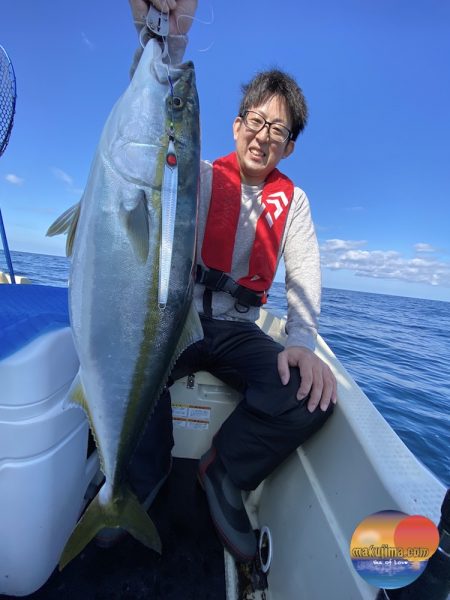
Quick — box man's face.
[233,95,295,186]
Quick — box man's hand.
[129,0,198,36]
[277,346,337,413]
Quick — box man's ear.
[283,139,295,159]
[233,117,242,141]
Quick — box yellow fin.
[66,373,88,412]
[172,301,203,370]
[59,484,161,570]
[65,372,107,478]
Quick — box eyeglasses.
[240,110,292,144]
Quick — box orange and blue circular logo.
[350,510,439,589]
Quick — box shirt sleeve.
[282,188,321,350]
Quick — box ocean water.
[2,250,449,488]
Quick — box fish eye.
[172,96,183,109]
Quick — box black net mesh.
[0,45,16,157]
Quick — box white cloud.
[52,167,74,187]
[81,32,94,50]
[321,239,367,251]
[320,239,450,287]
[5,173,24,185]
[51,167,83,197]
[414,243,437,254]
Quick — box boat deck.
[0,458,226,600]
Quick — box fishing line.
[174,5,215,34]
[137,2,215,55]
[175,3,215,53]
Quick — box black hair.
[239,69,308,141]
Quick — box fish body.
[51,39,202,568]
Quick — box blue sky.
[1,0,449,301]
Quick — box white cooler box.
[0,327,98,597]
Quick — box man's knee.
[278,394,334,443]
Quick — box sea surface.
[2,249,449,488]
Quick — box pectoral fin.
[125,192,150,263]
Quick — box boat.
[0,281,447,599]
[0,271,30,284]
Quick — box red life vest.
[201,152,295,294]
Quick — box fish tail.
[59,484,161,570]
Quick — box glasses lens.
[269,124,290,143]
[244,111,265,132]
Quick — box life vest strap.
[196,266,267,313]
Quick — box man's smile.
[249,147,266,159]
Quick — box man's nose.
[256,123,270,141]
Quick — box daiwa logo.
[263,192,289,228]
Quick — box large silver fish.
[48,38,202,568]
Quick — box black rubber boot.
[198,447,257,562]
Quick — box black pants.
[128,316,333,498]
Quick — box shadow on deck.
[1,458,226,600]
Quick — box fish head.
[166,62,200,152]
[104,55,199,197]
[165,62,200,204]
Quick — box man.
[97,0,337,561]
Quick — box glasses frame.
[240,110,292,144]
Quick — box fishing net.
[0,45,16,157]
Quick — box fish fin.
[173,301,204,361]
[46,202,81,257]
[65,372,107,477]
[125,193,149,263]
[65,373,89,412]
[59,485,161,570]
[119,487,161,550]
[59,492,104,570]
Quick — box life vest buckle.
[196,266,266,309]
